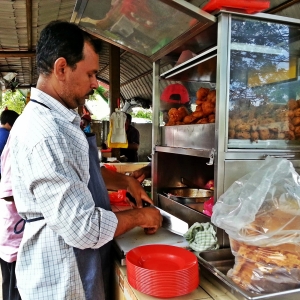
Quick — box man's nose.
[91,77,99,89]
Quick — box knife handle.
[126,192,150,207]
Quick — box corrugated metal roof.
[0,0,299,102]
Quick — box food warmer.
[73,1,300,299]
[152,8,300,300]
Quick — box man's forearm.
[101,166,131,191]
[127,142,139,150]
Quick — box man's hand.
[130,165,151,183]
[114,206,162,237]
[101,166,152,208]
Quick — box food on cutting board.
[165,87,216,126]
[229,99,300,141]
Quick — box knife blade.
[126,192,189,236]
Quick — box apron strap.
[14,216,45,234]
[30,99,51,110]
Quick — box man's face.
[61,42,99,109]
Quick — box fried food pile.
[229,238,300,293]
[228,203,300,293]
[165,87,216,126]
[229,99,300,142]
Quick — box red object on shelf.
[103,163,117,172]
[101,148,111,153]
[202,0,270,14]
[203,196,214,217]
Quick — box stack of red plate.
[126,244,199,298]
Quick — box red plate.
[127,276,199,298]
[126,244,199,298]
[126,244,197,271]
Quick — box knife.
[126,192,189,236]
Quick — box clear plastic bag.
[211,156,300,293]
[228,238,300,293]
[211,156,300,246]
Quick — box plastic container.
[202,0,270,14]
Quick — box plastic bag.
[103,164,117,172]
[109,190,129,206]
[107,111,128,148]
[211,156,300,246]
[203,196,214,216]
[227,238,300,293]
[211,156,300,294]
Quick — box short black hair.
[36,21,102,75]
[0,110,19,126]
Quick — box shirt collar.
[30,87,81,125]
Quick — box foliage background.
[1,90,26,114]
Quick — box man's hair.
[36,21,102,75]
[0,110,19,126]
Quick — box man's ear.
[53,57,68,80]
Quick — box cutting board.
[114,226,189,265]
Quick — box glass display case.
[228,16,300,150]
[72,0,216,60]
[151,12,300,251]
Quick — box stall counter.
[114,260,239,300]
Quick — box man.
[0,110,19,179]
[9,21,162,300]
[120,113,140,162]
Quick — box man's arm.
[101,166,151,207]
[131,164,151,183]
[114,206,162,236]
[127,142,139,151]
[101,165,162,236]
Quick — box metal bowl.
[164,188,213,204]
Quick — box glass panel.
[228,16,300,150]
[158,80,216,126]
[79,0,205,57]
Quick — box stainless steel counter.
[197,249,300,300]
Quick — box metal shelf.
[155,146,212,158]
[160,46,217,82]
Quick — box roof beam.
[0,52,35,58]
[266,0,300,14]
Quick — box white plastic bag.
[211,156,300,246]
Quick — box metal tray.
[197,249,300,300]
[163,187,212,204]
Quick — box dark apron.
[15,100,113,300]
[73,133,113,300]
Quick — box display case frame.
[152,11,300,249]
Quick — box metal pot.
[163,187,213,204]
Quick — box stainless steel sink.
[197,248,300,300]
